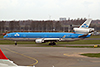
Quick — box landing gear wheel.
[49,43,52,45]
[49,42,56,45]
[15,43,17,45]
[52,42,56,45]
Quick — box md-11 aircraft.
[4,19,94,45]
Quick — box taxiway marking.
[3,48,38,66]
[63,53,85,57]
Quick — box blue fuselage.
[4,32,91,38]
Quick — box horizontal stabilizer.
[78,34,88,38]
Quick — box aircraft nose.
[3,35,8,38]
[3,35,6,38]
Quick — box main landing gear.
[49,42,56,45]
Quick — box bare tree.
[9,21,15,31]
[0,21,6,32]
[55,21,62,31]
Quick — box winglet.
[0,49,8,60]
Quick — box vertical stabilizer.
[73,18,94,34]
[79,19,92,28]
[0,49,8,60]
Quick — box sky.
[0,0,100,21]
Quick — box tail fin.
[79,19,92,28]
[73,18,94,34]
[0,49,8,60]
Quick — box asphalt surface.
[0,45,100,67]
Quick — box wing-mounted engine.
[35,39,44,43]
[73,28,94,34]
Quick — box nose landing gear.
[15,41,17,45]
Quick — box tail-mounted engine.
[73,28,94,34]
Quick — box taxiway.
[0,45,100,67]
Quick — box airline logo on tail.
[81,24,89,28]
[79,19,92,28]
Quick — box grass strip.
[57,40,100,44]
[0,35,3,38]
[89,35,100,38]
[0,40,100,44]
[81,53,100,58]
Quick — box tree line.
[0,18,100,33]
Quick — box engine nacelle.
[73,28,94,34]
[88,28,94,32]
[35,39,44,43]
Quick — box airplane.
[3,19,94,45]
